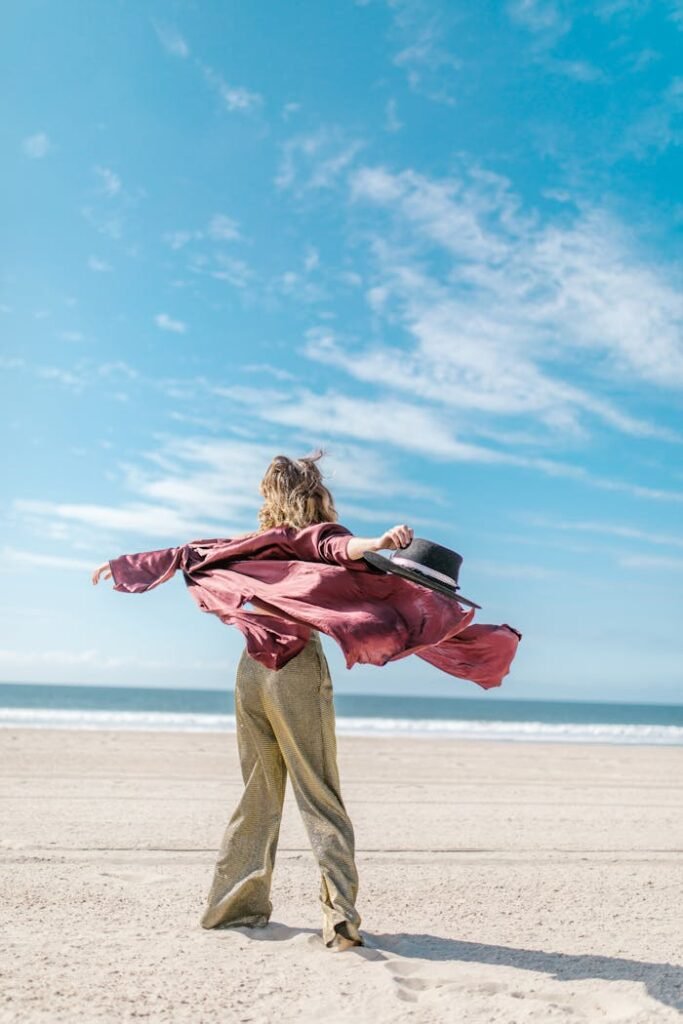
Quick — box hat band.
[390,555,458,589]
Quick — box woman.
[93,449,413,952]
[203,451,412,951]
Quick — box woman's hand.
[346,524,414,560]
[91,562,113,585]
[376,524,414,551]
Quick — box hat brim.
[362,551,481,609]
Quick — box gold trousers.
[200,630,362,946]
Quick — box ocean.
[0,682,681,746]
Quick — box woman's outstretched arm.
[91,562,112,584]
[92,546,183,592]
[345,523,413,560]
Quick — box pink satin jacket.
[108,521,522,690]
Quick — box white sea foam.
[0,707,681,745]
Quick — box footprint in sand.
[383,959,508,1005]
[383,959,420,977]
[382,960,442,1003]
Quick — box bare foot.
[329,934,361,952]
[326,922,364,952]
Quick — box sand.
[1,727,682,1023]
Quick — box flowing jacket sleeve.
[108,546,184,594]
[287,522,362,568]
[106,521,357,597]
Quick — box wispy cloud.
[165,226,255,294]
[0,647,228,671]
[242,363,297,382]
[14,498,217,541]
[619,76,683,158]
[544,57,606,82]
[212,384,512,460]
[22,132,51,158]
[342,162,683,444]
[303,246,319,272]
[98,361,139,380]
[10,436,436,548]
[273,266,327,304]
[152,25,261,117]
[35,366,87,392]
[207,214,241,241]
[506,0,572,44]
[162,213,242,250]
[378,1,462,105]
[94,165,122,198]
[626,48,661,73]
[210,381,683,503]
[199,62,263,113]
[163,230,196,251]
[506,3,610,85]
[207,253,253,289]
[154,313,187,334]
[470,558,560,580]
[151,20,190,58]
[617,553,683,569]
[1,547,94,572]
[81,166,145,242]
[385,98,403,132]
[81,206,124,241]
[0,356,139,394]
[87,255,112,272]
[521,515,683,549]
[395,44,460,105]
[275,127,365,193]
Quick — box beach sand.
[1,728,682,1023]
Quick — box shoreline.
[1,715,681,746]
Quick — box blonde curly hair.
[256,448,338,532]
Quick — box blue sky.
[2,0,682,702]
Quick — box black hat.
[363,537,481,609]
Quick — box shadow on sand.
[235,922,682,1013]
[370,932,683,1014]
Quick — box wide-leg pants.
[199,630,363,947]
